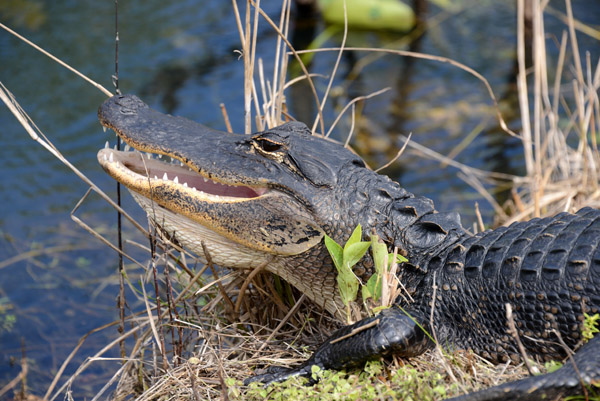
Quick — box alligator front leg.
[449,335,600,401]
[245,306,433,385]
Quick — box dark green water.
[0,0,598,397]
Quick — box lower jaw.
[129,191,272,269]
[129,190,346,320]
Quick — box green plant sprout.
[583,313,599,341]
[324,225,407,322]
[324,224,371,322]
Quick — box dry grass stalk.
[310,0,348,135]
[295,46,518,139]
[374,132,412,173]
[0,23,112,97]
[328,87,391,138]
[249,0,324,134]
[0,351,28,399]
[504,0,600,225]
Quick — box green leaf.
[370,234,388,275]
[364,272,382,302]
[343,241,371,269]
[361,283,372,301]
[392,253,408,265]
[345,223,363,248]
[337,268,360,305]
[583,313,599,340]
[326,230,364,308]
[544,360,563,373]
[311,365,322,382]
[371,305,390,314]
[324,234,343,271]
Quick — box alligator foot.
[448,336,600,401]
[244,364,316,386]
[245,307,433,386]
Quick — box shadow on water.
[0,0,599,397]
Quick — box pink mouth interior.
[123,158,267,198]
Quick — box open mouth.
[97,141,269,202]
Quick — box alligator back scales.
[414,207,600,363]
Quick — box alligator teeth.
[103,154,108,161]
[124,144,131,152]
[116,161,120,168]
[109,152,114,162]
[180,161,184,167]
[158,154,162,159]
[183,182,188,187]
[173,176,179,184]
[154,175,158,180]
[147,153,152,159]
[102,126,107,132]
[104,141,109,149]
[162,172,168,181]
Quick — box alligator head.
[97,94,374,315]
[97,94,463,317]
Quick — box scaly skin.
[98,94,600,400]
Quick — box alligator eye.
[255,138,284,153]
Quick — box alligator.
[97,94,600,400]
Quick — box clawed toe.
[244,364,316,386]
[244,366,293,386]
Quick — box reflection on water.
[0,0,598,396]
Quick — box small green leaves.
[362,233,387,302]
[583,313,599,341]
[324,225,370,315]
[325,225,409,321]
[544,360,563,373]
[311,364,323,382]
[0,297,16,333]
[239,359,460,400]
[361,233,407,304]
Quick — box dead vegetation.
[1,0,599,400]
[499,0,600,225]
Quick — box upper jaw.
[97,94,274,189]
[97,94,280,202]
[97,95,324,256]
[97,145,269,204]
